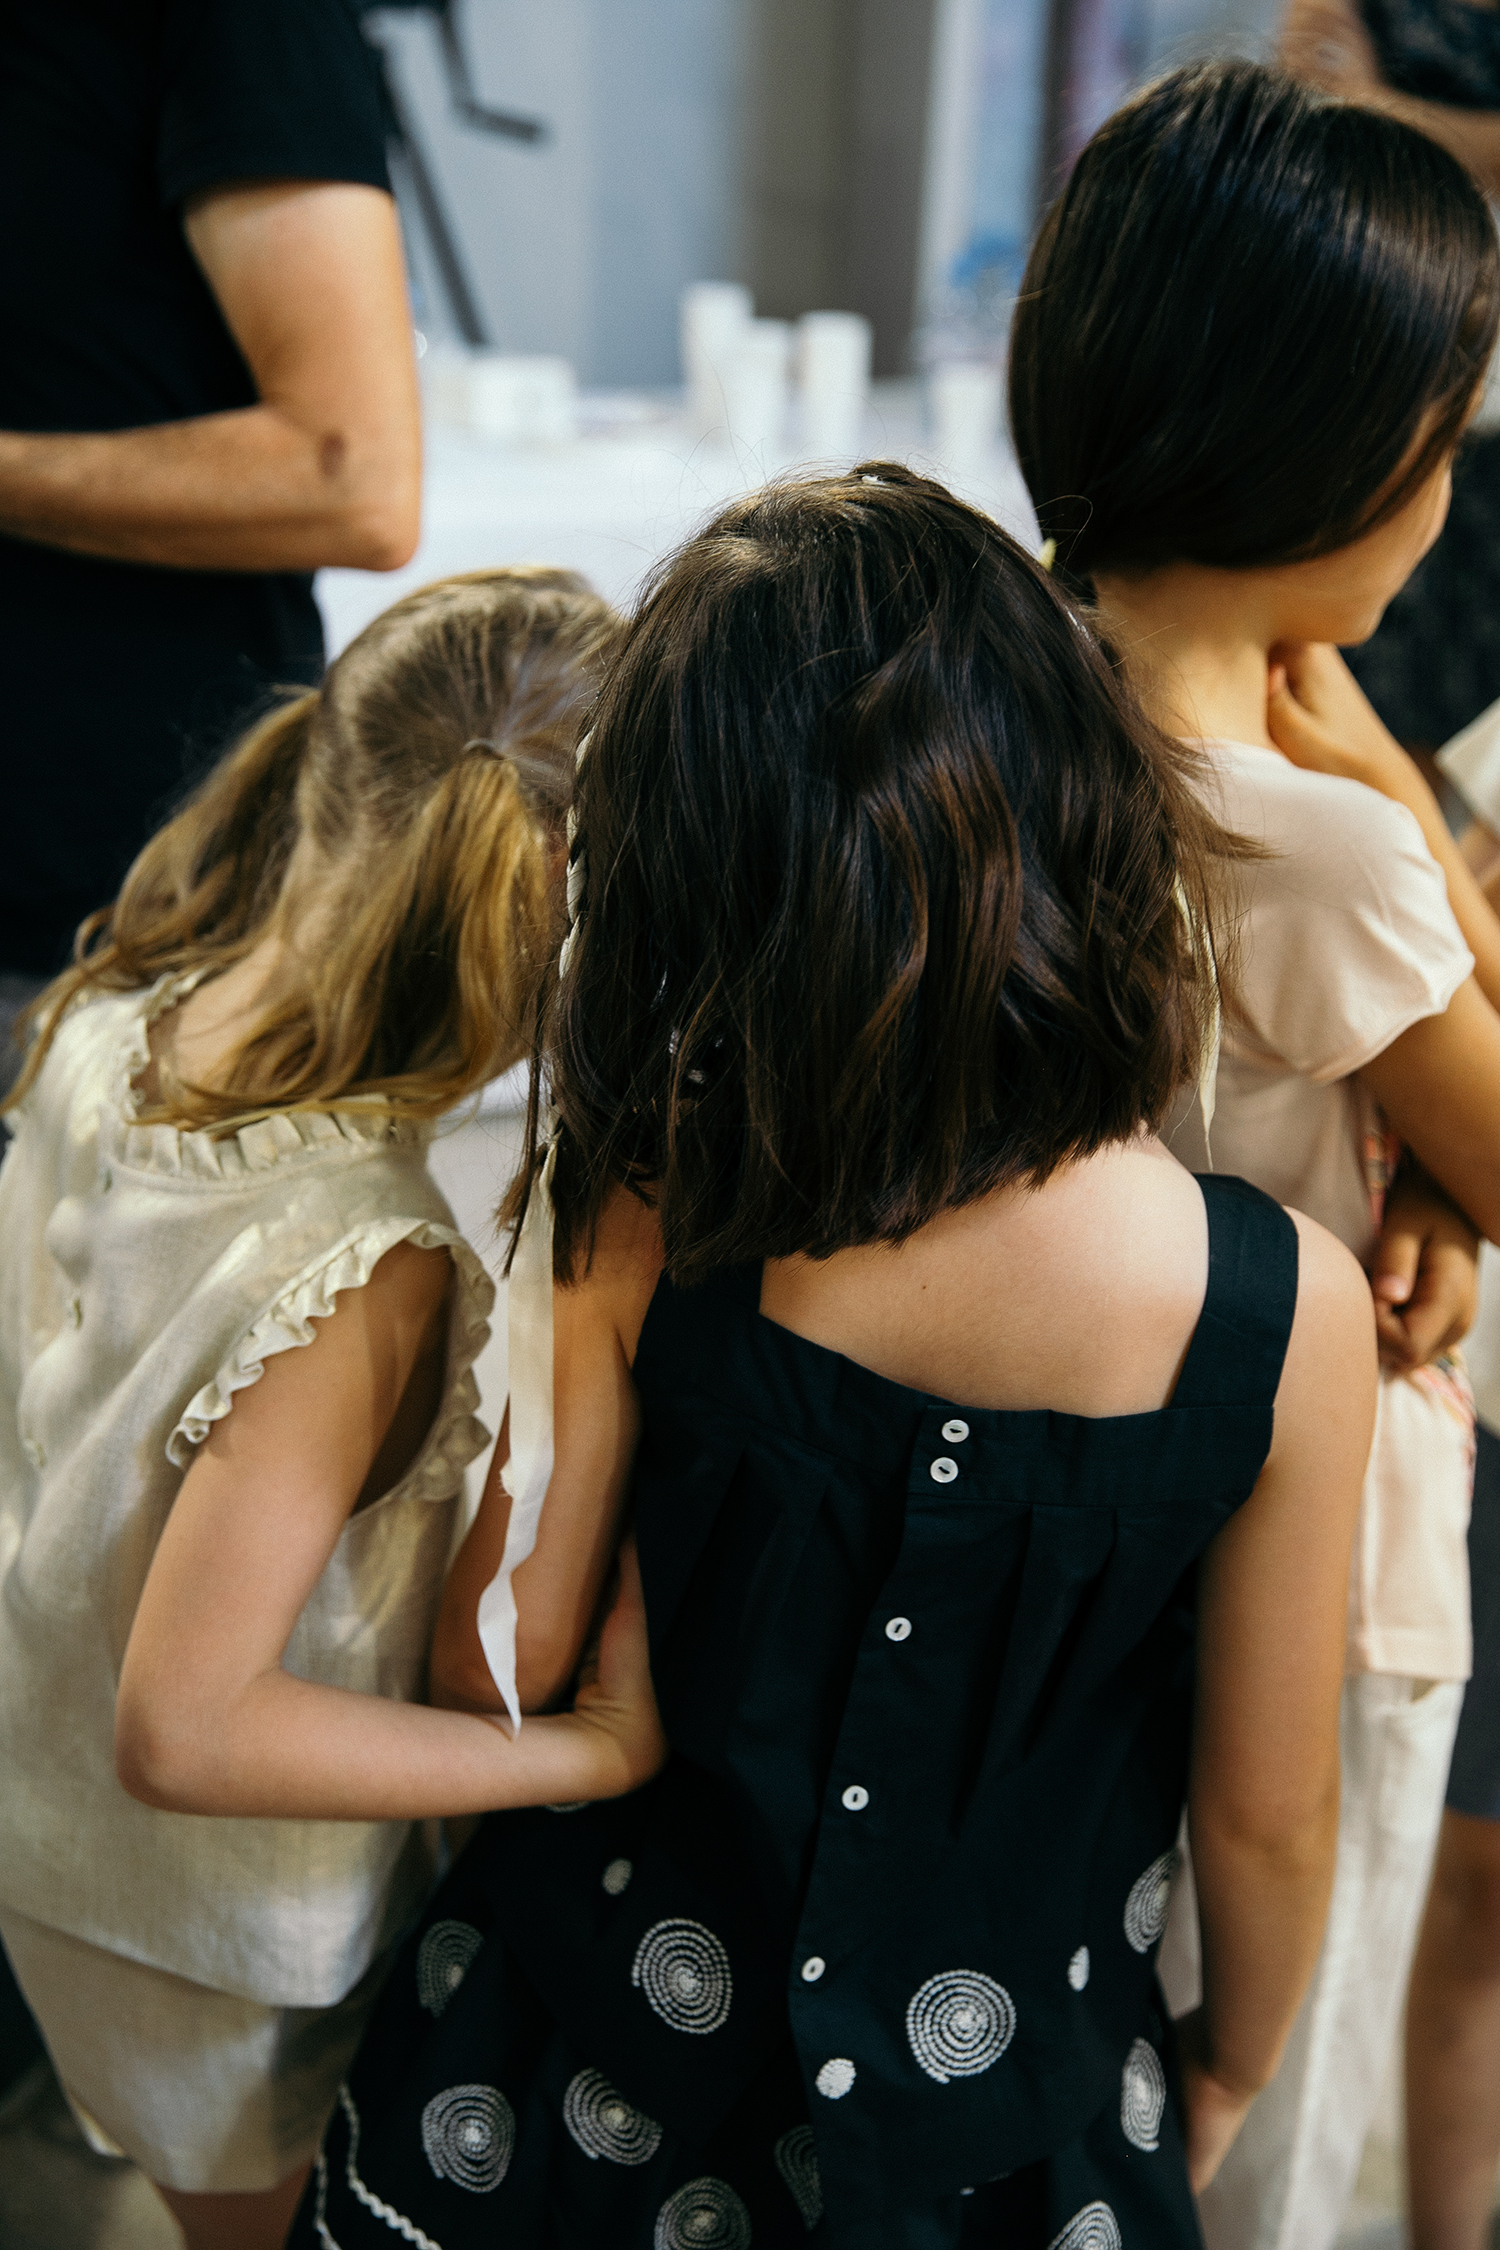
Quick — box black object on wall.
[355,0,549,345]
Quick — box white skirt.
[0,1905,390,2193]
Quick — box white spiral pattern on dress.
[632,1918,733,2034]
[774,2125,823,2230]
[419,2083,515,2193]
[602,1857,634,1895]
[904,1969,1017,2083]
[416,1920,483,2017]
[815,2057,856,2099]
[562,2069,664,2165]
[653,2176,753,2249]
[1123,1850,1178,1954]
[1120,2036,1166,2151]
[1047,2200,1123,2250]
[1067,1946,1090,1991]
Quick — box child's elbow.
[113,1690,214,1812]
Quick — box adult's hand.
[0,178,421,573]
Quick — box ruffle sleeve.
[165,1219,495,1501]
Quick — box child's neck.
[1092,564,1276,749]
[138,931,289,1110]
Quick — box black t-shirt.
[0,0,392,973]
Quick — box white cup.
[425,348,577,443]
[929,360,1002,476]
[719,318,792,455]
[681,281,754,437]
[798,311,873,459]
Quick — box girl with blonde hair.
[0,566,664,2250]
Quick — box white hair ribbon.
[476,1136,557,1732]
[475,733,588,1729]
[1175,877,1219,1166]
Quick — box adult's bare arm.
[1280,0,1500,194]
[0,179,421,573]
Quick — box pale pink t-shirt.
[1170,740,1476,1679]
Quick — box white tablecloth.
[316,380,1038,657]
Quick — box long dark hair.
[519,464,1243,1288]
[1010,60,1500,581]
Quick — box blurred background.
[320,0,1283,651]
[367,0,1281,384]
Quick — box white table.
[317,379,1038,656]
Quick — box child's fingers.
[1403,1242,1477,1362]
[1370,1227,1420,1308]
[1266,675,1345,775]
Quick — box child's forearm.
[116,1667,640,1821]
[1189,1795,1339,2097]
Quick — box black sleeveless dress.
[292,1173,1296,2250]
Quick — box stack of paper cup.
[681,281,753,439]
[929,361,1002,478]
[719,318,793,456]
[798,312,873,459]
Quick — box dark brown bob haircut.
[526,464,1241,1288]
[1011,60,1500,581]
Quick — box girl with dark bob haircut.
[1013,59,1500,2250]
[293,467,1373,2250]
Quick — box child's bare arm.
[115,1240,664,1818]
[1267,645,1500,1009]
[1182,1211,1375,2189]
[432,1183,664,1717]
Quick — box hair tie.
[1038,538,1058,572]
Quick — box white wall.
[369,1,753,388]
[920,0,1286,312]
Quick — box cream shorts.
[0,1906,390,2193]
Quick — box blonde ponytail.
[7,567,621,1126]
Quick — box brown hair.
[8,567,621,1125]
[521,464,1243,1289]
[1010,60,1500,582]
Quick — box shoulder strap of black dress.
[1170,1175,1300,1411]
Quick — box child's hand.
[1266,642,1415,800]
[1175,2007,1257,2192]
[1370,1164,1479,1371]
[569,1539,667,1793]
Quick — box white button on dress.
[841,1784,869,1812]
[885,1617,912,1642]
[930,1457,958,1484]
[801,1956,826,1983]
[940,1419,969,1443]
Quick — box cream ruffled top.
[0,978,494,2005]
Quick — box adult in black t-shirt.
[0,0,421,991]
